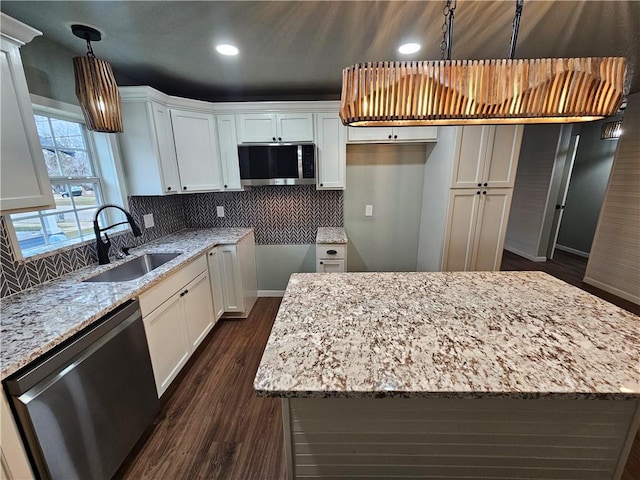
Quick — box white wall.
[345,144,427,272]
[255,244,315,292]
[585,93,640,304]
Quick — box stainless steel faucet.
[93,204,142,265]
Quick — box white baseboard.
[504,246,547,263]
[258,290,285,297]
[583,276,640,305]
[554,244,590,258]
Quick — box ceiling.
[2,1,639,102]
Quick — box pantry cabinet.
[170,109,222,193]
[0,14,54,214]
[236,113,314,143]
[315,112,346,190]
[451,125,523,189]
[140,255,214,396]
[347,126,437,144]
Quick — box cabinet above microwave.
[238,143,316,186]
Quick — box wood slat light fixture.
[339,0,627,127]
[72,25,122,133]
[600,119,623,140]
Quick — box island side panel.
[283,397,640,479]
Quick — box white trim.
[258,290,285,297]
[504,245,547,262]
[583,276,640,305]
[30,94,83,119]
[0,13,41,45]
[555,244,590,259]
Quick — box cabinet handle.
[167,186,172,191]
[483,182,488,187]
[327,249,337,255]
[482,191,487,195]
[183,186,187,191]
[180,289,189,297]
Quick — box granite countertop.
[0,228,253,380]
[316,227,348,244]
[254,271,640,400]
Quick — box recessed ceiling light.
[398,43,421,55]
[216,44,239,56]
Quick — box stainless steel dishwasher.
[4,299,159,480]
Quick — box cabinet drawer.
[316,244,346,259]
[140,255,207,316]
[317,259,345,273]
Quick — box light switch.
[365,204,373,217]
[143,213,155,228]
[217,206,225,217]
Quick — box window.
[9,111,115,257]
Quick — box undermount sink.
[83,252,182,283]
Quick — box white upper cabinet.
[315,113,346,190]
[0,14,55,214]
[347,126,438,144]
[216,115,241,190]
[170,109,222,193]
[119,100,181,196]
[236,113,314,143]
[451,125,523,189]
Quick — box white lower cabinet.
[316,243,347,272]
[140,255,214,397]
[206,247,225,321]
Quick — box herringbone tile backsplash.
[1,186,343,297]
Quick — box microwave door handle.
[297,144,303,180]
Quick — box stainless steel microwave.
[238,143,316,186]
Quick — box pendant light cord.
[509,0,524,59]
[440,0,457,60]
[84,35,96,59]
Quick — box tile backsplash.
[1,186,343,297]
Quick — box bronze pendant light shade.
[72,25,123,133]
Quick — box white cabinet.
[119,100,181,195]
[216,114,242,190]
[442,188,513,272]
[315,113,346,190]
[236,113,314,143]
[316,243,347,273]
[170,109,222,193]
[140,255,214,396]
[347,126,438,144]
[206,247,225,321]
[217,232,258,318]
[0,14,54,214]
[451,125,523,189]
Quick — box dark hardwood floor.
[118,253,639,479]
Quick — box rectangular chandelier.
[339,57,627,126]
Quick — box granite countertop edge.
[0,227,253,380]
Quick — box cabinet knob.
[327,249,337,255]
[482,191,487,195]
[477,191,481,195]
[393,135,398,139]
[320,261,324,265]
[209,252,213,256]
[483,182,488,187]
[180,289,189,297]
[167,186,172,191]
[388,135,392,139]
[272,137,276,141]
[320,183,323,187]
[183,186,187,190]
[278,137,282,141]
[477,183,482,187]
[224,184,228,188]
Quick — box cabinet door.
[236,114,277,143]
[170,109,222,192]
[277,113,314,142]
[347,126,393,143]
[207,248,225,321]
[315,113,346,190]
[442,190,482,271]
[451,126,494,188]
[471,189,513,271]
[142,292,190,397]
[183,271,215,351]
[317,259,345,273]
[392,126,438,142]
[484,125,523,188]
[151,102,181,194]
[0,43,54,213]
[219,245,244,313]
[217,114,241,190]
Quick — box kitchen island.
[254,271,640,479]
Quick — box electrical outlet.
[216,206,225,217]
[143,213,155,228]
[365,204,373,217]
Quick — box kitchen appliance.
[4,300,159,480]
[238,143,315,186]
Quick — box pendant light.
[339,1,627,127]
[600,119,623,140]
[72,24,123,133]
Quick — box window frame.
[6,96,130,260]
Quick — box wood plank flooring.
[118,253,639,479]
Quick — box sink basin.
[83,252,182,282]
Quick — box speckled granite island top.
[316,227,348,244]
[0,228,253,380]
[254,271,640,399]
